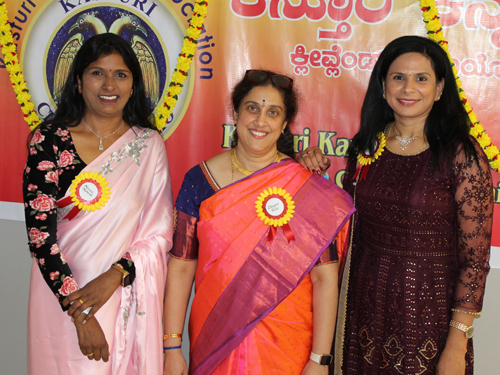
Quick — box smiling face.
[78,52,133,120]
[234,85,288,156]
[383,52,444,126]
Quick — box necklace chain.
[83,118,124,151]
[392,122,419,151]
[231,148,282,182]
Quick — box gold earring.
[382,91,386,99]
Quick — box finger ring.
[79,299,84,305]
[307,151,313,155]
[301,153,309,158]
[86,353,94,357]
[82,307,92,315]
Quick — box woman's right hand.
[74,318,110,362]
[164,349,188,375]
[296,147,330,176]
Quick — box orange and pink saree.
[171,159,354,374]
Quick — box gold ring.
[86,353,94,357]
[79,299,84,305]
[301,153,309,158]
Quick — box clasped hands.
[62,267,123,362]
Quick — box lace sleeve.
[452,142,493,312]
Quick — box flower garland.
[0,1,40,130]
[154,0,210,131]
[420,0,500,172]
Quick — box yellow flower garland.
[154,0,210,131]
[420,0,500,172]
[0,1,40,130]
[0,0,210,132]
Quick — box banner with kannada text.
[1,0,499,246]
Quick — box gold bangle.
[451,308,481,317]
[163,333,182,340]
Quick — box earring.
[382,91,386,99]
[436,93,442,101]
[78,85,81,93]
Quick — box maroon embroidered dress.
[339,142,493,375]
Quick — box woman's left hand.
[63,267,122,323]
[436,343,467,375]
[300,360,329,375]
[296,147,331,176]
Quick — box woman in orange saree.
[163,70,354,375]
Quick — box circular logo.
[21,0,193,140]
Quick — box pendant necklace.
[392,123,418,151]
[231,148,282,182]
[83,118,124,151]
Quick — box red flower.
[45,171,59,184]
[123,252,132,261]
[30,194,55,212]
[30,148,37,156]
[27,184,37,191]
[39,258,45,265]
[50,271,60,280]
[58,276,78,296]
[37,161,56,171]
[28,228,49,245]
[50,244,60,255]
[30,130,45,146]
[35,213,47,221]
[58,150,74,167]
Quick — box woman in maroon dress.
[299,36,493,374]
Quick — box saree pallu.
[28,127,173,375]
[188,159,355,375]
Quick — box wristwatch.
[449,320,474,339]
[310,351,333,366]
[111,265,130,287]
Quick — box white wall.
[1,216,498,373]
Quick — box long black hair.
[34,33,154,133]
[230,70,298,159]
[347,35,479,172]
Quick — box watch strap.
[449,320,474,338]
[310,351,333,366]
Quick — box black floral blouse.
[23,124,136,311]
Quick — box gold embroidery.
[419,339,438,360]
[359,327,373,347]
[384,336,403,357]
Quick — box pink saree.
[28,127,173,375]
[188,160,355,375]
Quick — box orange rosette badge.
[57,171,111,220]
[256,187,295,244]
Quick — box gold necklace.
[230,148,282,181]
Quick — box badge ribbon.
[255,187,295,245]
[57,171,111,220]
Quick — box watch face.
[319,355,333,366]
[466,327,474,339]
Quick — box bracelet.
[163,345,182,351]
[163,333,182,340]
[451,308,481,316]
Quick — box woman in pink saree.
[163,70,355,375]
[23,34,172,374]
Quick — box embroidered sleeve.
[23,127,79,311]
[315,240,339,265]
[451,142,493,312]
[170,172,201,260]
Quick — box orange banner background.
[1,0,499,244]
